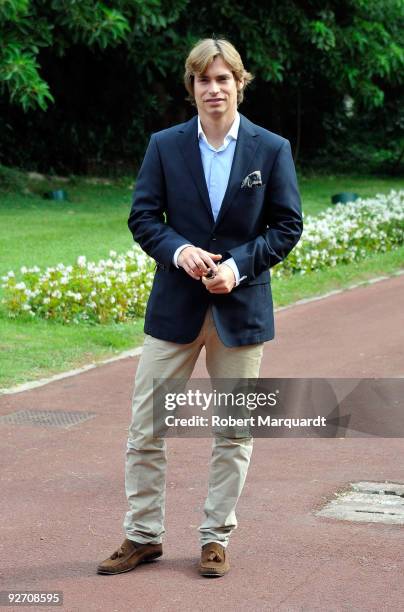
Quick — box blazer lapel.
[213,114,260,228]
[177,116,214,222]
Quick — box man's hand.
[201,263,236,294]
[178,246,222,280]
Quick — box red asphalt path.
[0,275,403,611]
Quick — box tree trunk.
[294,87,301,164]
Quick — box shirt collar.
[198,112,240,147]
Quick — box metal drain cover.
[0,409,96,429]
[317,481,404,524]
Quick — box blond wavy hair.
[184,38,254,106]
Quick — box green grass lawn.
[299,174,404,216]
[1,173,403,389]
[0,177,135,277]
[0,313,144,387]
[272,245,404,306]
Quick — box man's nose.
[209,81,220,95]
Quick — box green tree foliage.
[0,0,186,110]
[0,0,403,172]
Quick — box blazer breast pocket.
[240,183,266,198]
[239,185,266,200]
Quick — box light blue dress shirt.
[173,112,245,285]
[198,113,238,221]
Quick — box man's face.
[193,56,243,121]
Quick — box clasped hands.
[177,246,235,294]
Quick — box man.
[97,38,302,577]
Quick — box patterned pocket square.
[241,170,262,188]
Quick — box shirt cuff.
[222,257,246,286]
[173,244,193,268]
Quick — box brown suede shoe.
[199,542,230,577]
[97,538,163,575]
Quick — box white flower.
[77,256,86,267]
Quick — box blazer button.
[211,235,217,241]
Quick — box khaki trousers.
[124,307,264,548]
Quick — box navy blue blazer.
[128,113,303,347]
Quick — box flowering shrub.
[273,189,404,279]
[2,190,403,323]
[1,248,155,324]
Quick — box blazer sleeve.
[225,139,303,281]
[128,134,190,268]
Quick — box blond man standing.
[97,38,302,577]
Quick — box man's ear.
[237,78,244,90]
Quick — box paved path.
[1,276,403,611]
